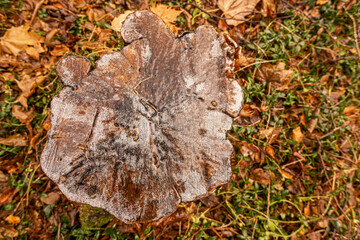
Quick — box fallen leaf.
[50,45,70,57]
[0,24,44,56]
[111,10,135,32]
[304,202,311,216]
[236,141,265,163]
[12,105,35,124]
[0,134,27,147]
[0,225,18,238]
[40,192,61,205]
[261,0,276,17]
[0,188,18,206]
[343,106,358,116]
[292,126,304,143]
[15,75,46,108]
[218,0,261,26]
[265,145,276,158]
[278,169,294,180]
[330,89,346,103]
[5,215,20,225]
[250,168,272,185]
[307,108,320,133]
[150,4,183,35]
[259,127,280,144]
[317,218,329,228]
[316,0,329,5]
[256,62,294,91]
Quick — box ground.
[0,0,359,239]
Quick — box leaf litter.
[0,0,359,239]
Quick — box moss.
[79,205,113,230]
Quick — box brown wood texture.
[40,10,244,223]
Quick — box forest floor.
[0,0,359,239]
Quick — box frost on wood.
[40,11,244,223]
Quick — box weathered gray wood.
[40,10,244,223]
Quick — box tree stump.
[40,10,244,223]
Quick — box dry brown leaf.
[12,105,35,124]
[5,215,21,225]
[292,126,304,143]
[237,141,265,163]
[15,75,46,108]
[25,46,40,60]
[259,127,280,144]
[0,225,18,238]
[265,145,276,158]
[0,188,18,206]
[250,168,272,185]
[256,62,294,91]
[0,134,27,147]
[261,0,276,17]
[218,0,261,26]
[50,45,70,57]
[111,10,135,32]
[40,192,61,205]
[0,25,44,56]
[343,106,358,116]
[307,108,320,133]
[150,4,183,35]
[330,89,346,103]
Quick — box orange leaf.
[343,106,358,116]
[304,202,311,217]
[50,45,70,57]
[150,4,183,35]
[5,215,21,225]
[292,126,304,143]
[265,145,276,158]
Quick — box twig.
[30,0,45,25]
[238,59,282,71]
[348,13,360,57]
[133,76,160,125]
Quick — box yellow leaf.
[292,126,304,143]
[150,4,183,35]
[0,25,44,56]
[278,169,294,180]
[111,10,135,32]
[316,0,329,5]
[5,215,21,225]
[218,0,261,26]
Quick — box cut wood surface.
[40,10,244,223]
